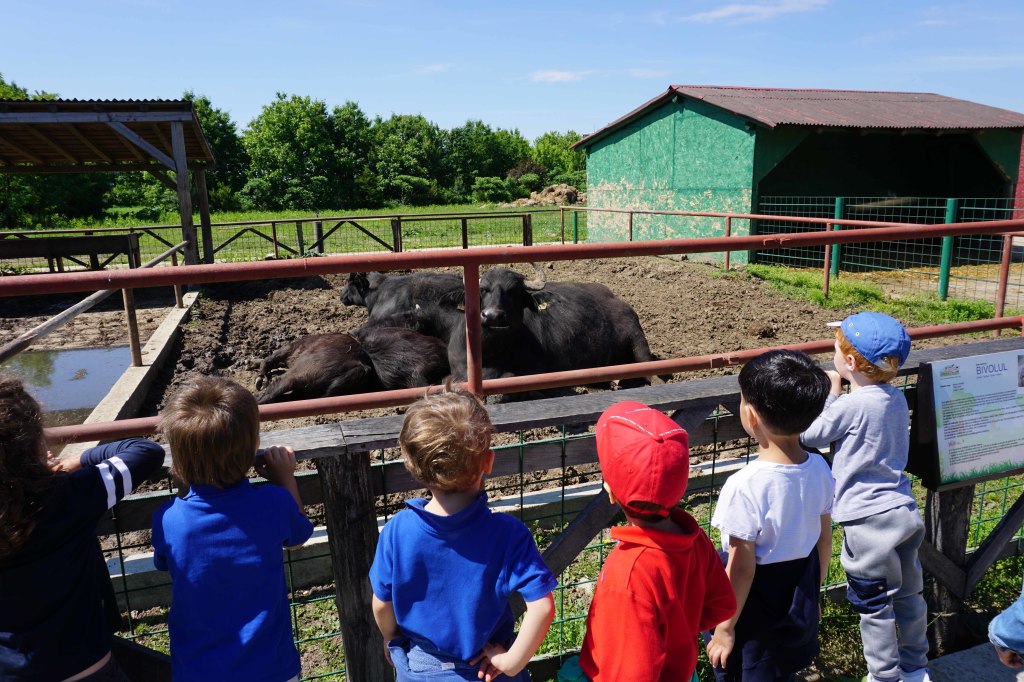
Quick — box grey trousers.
[841,504,930,682]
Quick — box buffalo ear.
[438,287,466,309]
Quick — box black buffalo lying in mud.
[448,266,667,393]
[340,271,464,339]
[256,327,449,404]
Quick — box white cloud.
[679,0,828,23]
[530,70,594,83]
[415,64,449,75]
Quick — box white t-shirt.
[712,453,835,565]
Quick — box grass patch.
[745,264,1018,325]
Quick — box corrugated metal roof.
[576,86,1024,149]
[0,99,215,171]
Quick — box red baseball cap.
[596,401,690,517]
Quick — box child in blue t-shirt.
[1,375,164,682]
[152,376,314,682]
[370,388,557,682]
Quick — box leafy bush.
[517,173,543,192]
[472,176,512,203]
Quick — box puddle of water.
[0,346,132,425]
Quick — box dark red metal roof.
[576,85,1024,149]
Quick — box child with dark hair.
[0,375,164,681]
[569,400,735,682]
[707,350,834,682]
[152,376,313,682]
[370,388,556,681]
[802,312,932,682]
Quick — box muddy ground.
[3,255,972,431]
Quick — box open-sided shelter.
[0,99,215,264]
[575,86,1024,262]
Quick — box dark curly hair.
[0,375,53,556]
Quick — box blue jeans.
[388,638,531,682]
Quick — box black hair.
[738,349,830,435]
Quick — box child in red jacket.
[569,401,736,682]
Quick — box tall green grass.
[745,264,1018,325]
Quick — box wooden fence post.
[924,485,975,654]
[316,452,391,682]
[391,218,403,253]
[314,220,324,254]
[523,214,533,246]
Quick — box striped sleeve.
[79,438,165,509]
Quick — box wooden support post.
[84,231,100,270]
[523,213,533,246]
[316,453,391,682]
[195,170,214,264]
[924,485,975,654]
[295,221,305,256]
[122,287,143,367]
[170,251,184,308]
[461,218,469,249]
[314,220,324,254]
[391,218,403,253]
[170,122,198,265]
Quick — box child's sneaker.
[901,669,932,682]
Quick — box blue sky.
[3,0,1023,141]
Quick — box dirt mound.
[506,183,585,207]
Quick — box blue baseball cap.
[828,312,911,367]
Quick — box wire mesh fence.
[756,196,1024,309]
[99,369,1024,681]
[0,209,571,273]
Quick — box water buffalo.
[448,266,666,395]
[351,325,449,390]
[256,333,375,404]
[256,327,449,404]
[340,271,465,339]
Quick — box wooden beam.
[0,131,45,164]
[925,485,975,653]
[918,539,965,599]
[195,169,214,264]
[149,123,172,155]
[149,169,178,191]
[0,112,194,124]
[67,123,112,162]
[0,161,211,174]
[965,491,1024,594]
[21,126,79,163]
[106,121,175,170]
[171,121,198,265]
[317,452,392,681]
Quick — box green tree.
[184,91,248,210]
[240,93,342,210]
[369,114,444,206]
[331,101,373,208]
[532,130,586,189]
[444,122,531,201]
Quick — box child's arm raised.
[473,593,554,682]
[256,446,304,511]
[707,536,756,670]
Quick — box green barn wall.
[974,129,1023,191]
[585,98,756,263]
